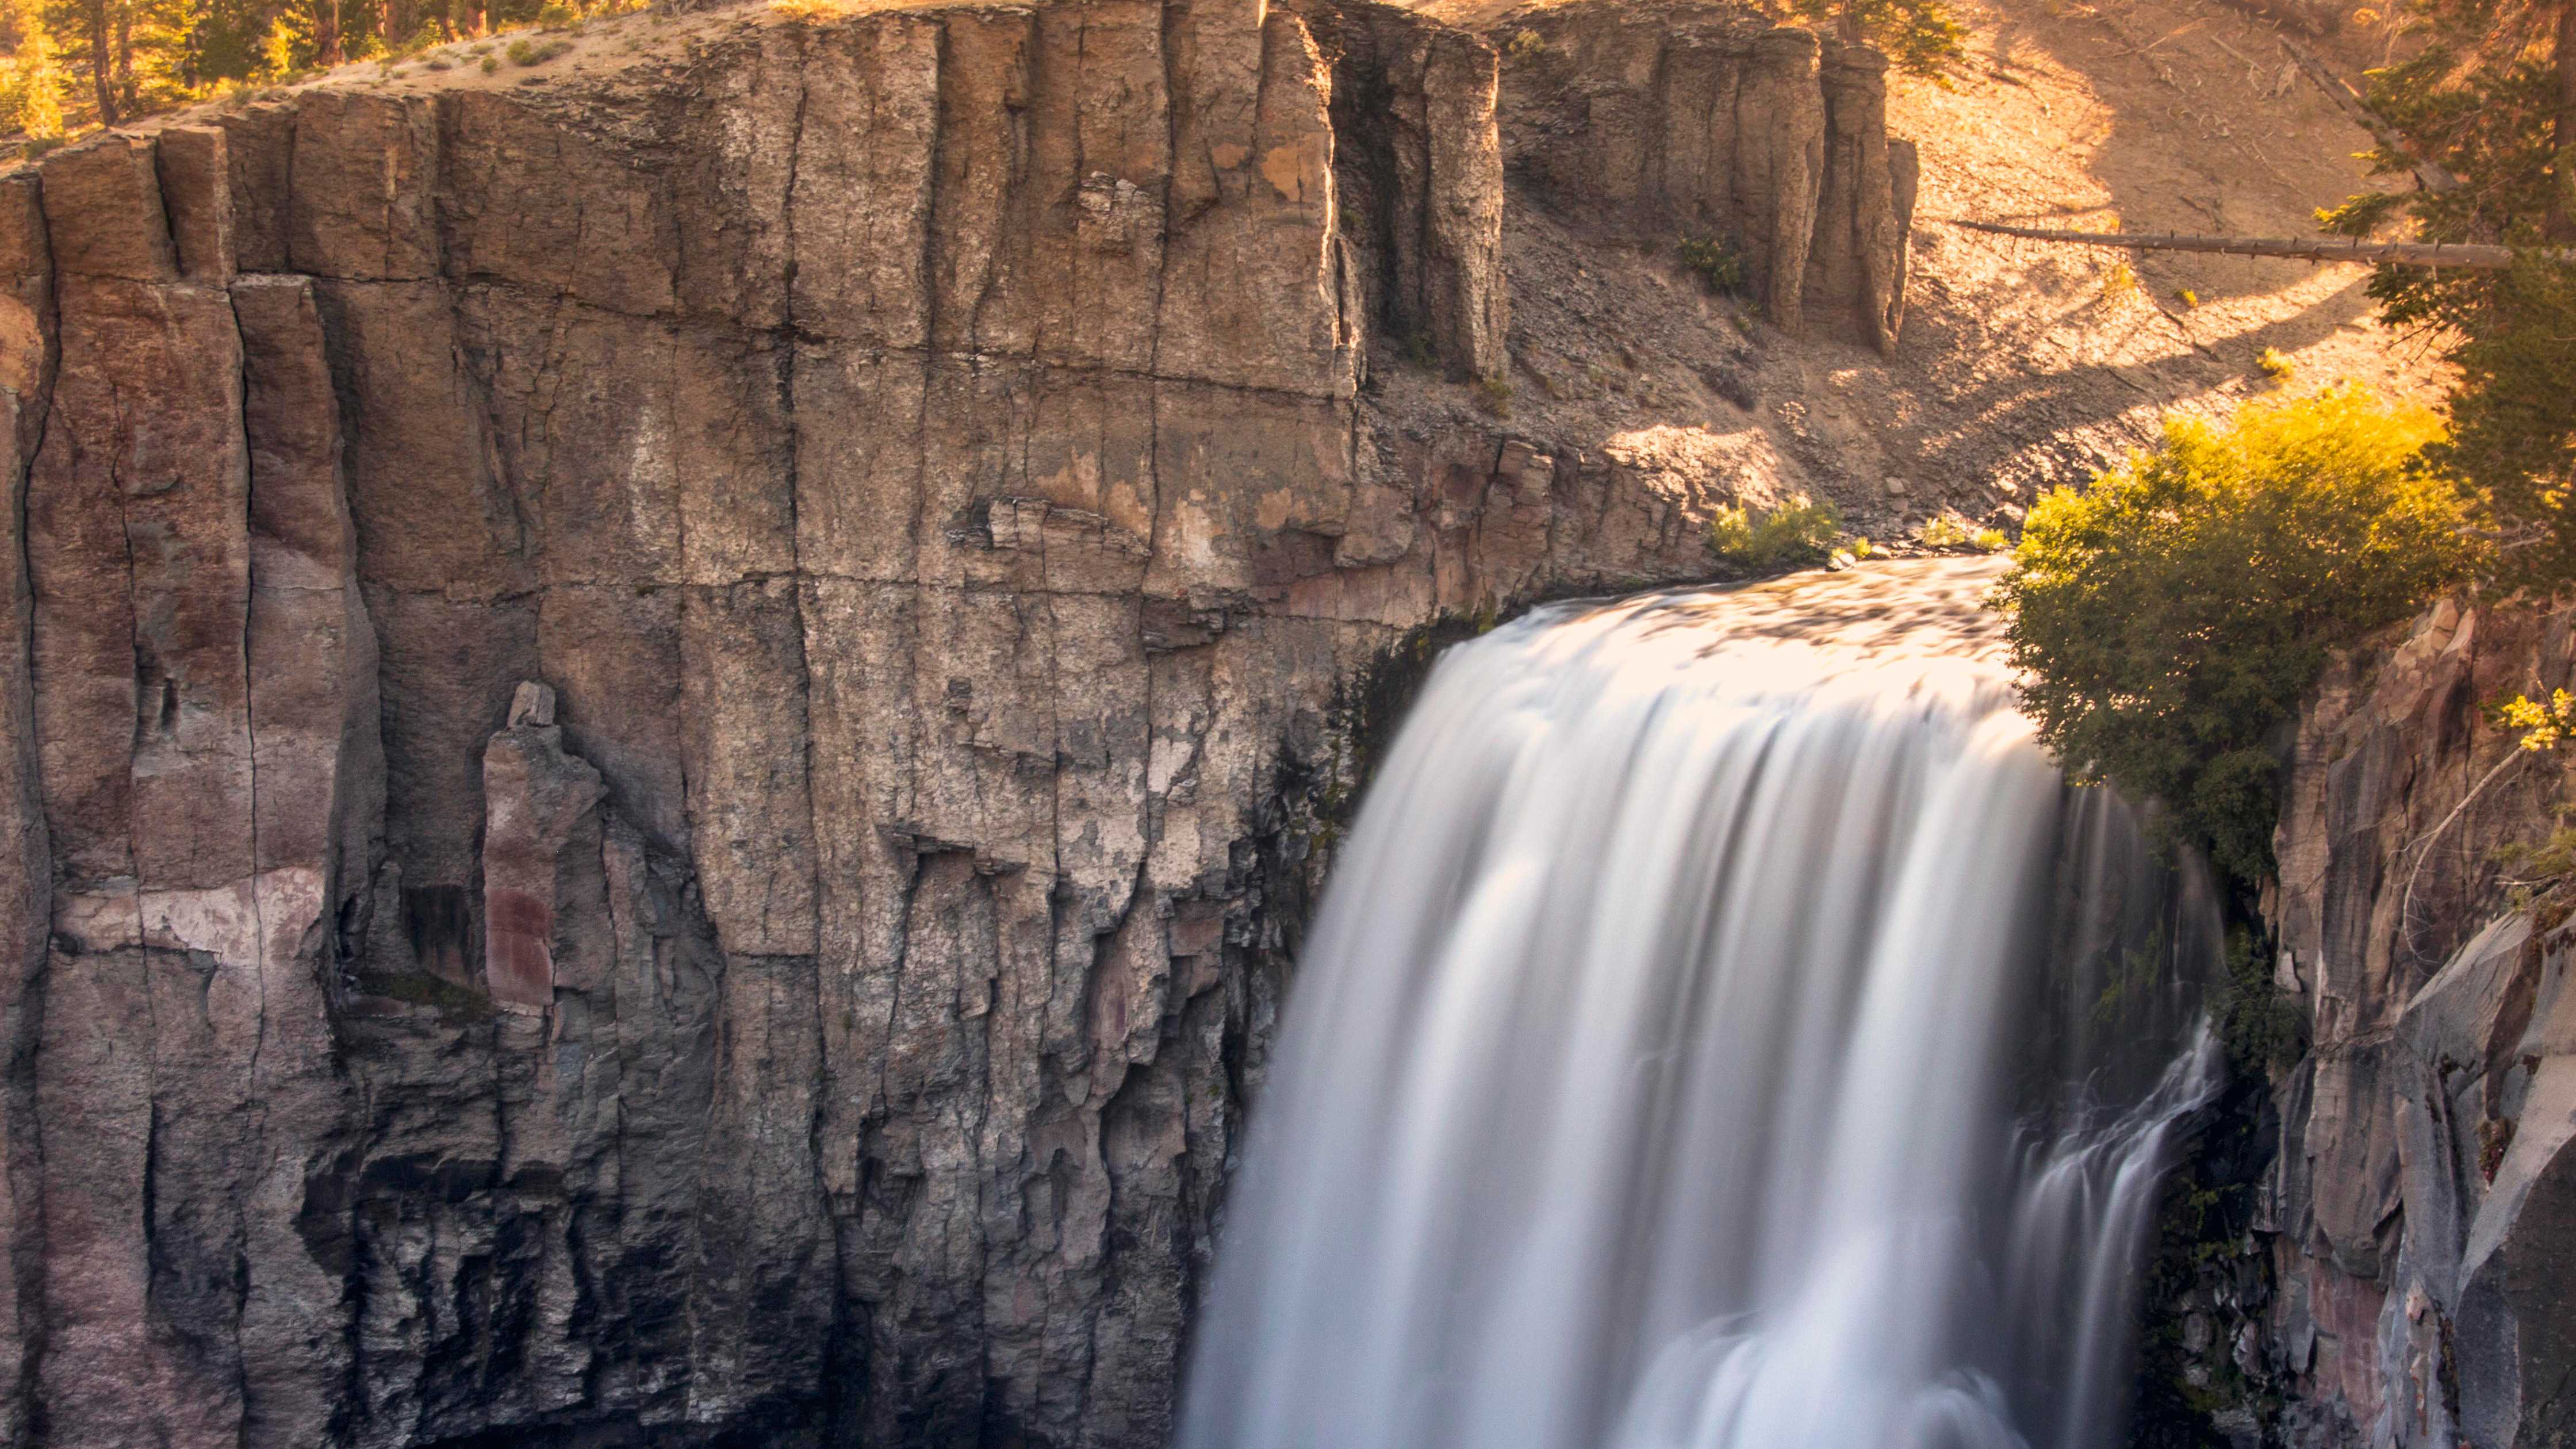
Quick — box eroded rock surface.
[0,1,1912,1443]
[2220,601,2576,1449]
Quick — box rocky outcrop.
[0,1,1913,1443]
[2225,600,2576,1448]
[1476,0,1916,348]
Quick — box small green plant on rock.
[508,36,573,65]
[2207,927,2306,1070]
[2256,346,2295,385]
[2484,693,2576,907]
[2496,823,2576,907]
[1708,495,1842,571]
[1680,235,1749,297]
[1470,373,1512,419]
[1504,28,1544,63]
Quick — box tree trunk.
[1939,219,2543,269]
[2549,0,2576,241]
[110,4,132,117]
[312,0,342,66]
[83,0,116,124]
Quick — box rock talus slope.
[0,1,1916,1443]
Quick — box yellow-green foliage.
[2497,689,2576,752]
[2102,261,2140,304]
[1996,386,2481,886]
[1916,513,2011,553]
[2256,347,2294,385]
[0,20,64,139]
[1679,235,1748,296]
[1708,495,1843,571]
[1504,28,1543,63]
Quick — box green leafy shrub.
[2256,346,2294,385]
[1916,513,2011,552]
[1504,28,1544,63]
[2209,928,2306,1072]
[1996,386,2481,887]
[508,37,572,65]
[1680,235,1749,297]
[537,2,580,24]
[2497,688,2576,751]
[1708,495,1843,571]
[1470,373,1511,418]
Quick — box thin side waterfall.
[1180,558,2225,1449]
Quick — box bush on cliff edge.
[1997,386,2481,887]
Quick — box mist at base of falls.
[1178,558,2226,1449]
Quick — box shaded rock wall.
[2243,600,2576,1448]
[1479,0,1916,349]
[0,1,1910,1444]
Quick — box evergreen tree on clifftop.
[2324,0,2576,585]
[1788,0,1967,79]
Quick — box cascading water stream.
[1180,558,2226,1449]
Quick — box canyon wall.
[2156,599,2576,1449]
[0,1,1913,1444]
[2260,599,2576,1449]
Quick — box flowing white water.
[1180,559,2225,1449]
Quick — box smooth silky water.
[1179,557,2225,1449]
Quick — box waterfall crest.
[1180,559,2224,1449]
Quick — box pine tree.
[2324,0,2576,585]
[0,0,67,138]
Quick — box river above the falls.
[1178,557,2225,1449]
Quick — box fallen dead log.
[1937,220,2542,269]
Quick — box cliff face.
[2184,600,2576,1449]
[1485,0,1915,348]
[0,2,1914,1444]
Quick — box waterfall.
[1179,559,2226,1449]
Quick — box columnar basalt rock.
[0,1,1914,1443]
[1480,0,1915,350]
